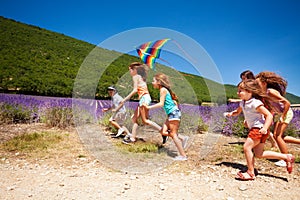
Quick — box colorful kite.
[136,38,170,70]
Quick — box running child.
[102,86,130,138]
[143,73,189,161]
[118,62,162,144]
[224,79,294,180]
[256,71,299,167]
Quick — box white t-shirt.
[112,93,126,113]
[240,98,265,129]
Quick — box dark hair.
[240,70,255,80]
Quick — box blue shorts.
[139,94,151,106]
[168,109,181,121]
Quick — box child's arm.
[256,105,273,134]
[228,98,242,103]
[122,75,139,103]
[224,106,242,117]
[268,88,290,121]
[102,107,111,112]
[144,88,167,110]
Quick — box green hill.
[1,16,300,104]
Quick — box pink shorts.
[248,128,269,143]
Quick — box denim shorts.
[168,109,181,121]
[139,94,151,106]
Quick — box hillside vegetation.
[1,16,300,104]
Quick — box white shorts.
[139,94,151,106]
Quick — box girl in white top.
[224,79,294,180]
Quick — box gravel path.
[0,123,300,200]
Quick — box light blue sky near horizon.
[1,0,300,96]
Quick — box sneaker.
[124,133,131,140]
[115,128,124,137]
[162,135,168,144]
[275,160,287,167]
[182,136,189,149]
[122,137,135,144]
[173,155,187,161]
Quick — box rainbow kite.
[136,38,170,70]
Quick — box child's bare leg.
[243,137,256,175]
[129,108,139,141]
[269,132,278,148]
[171,134,186,157]
[274,122,289,154]
[140,106,161,131]
[121,126,130,135]
[284,136,300,144]
[169,121,186,157]
[110,119,122,130]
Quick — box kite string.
[171,40,197,64]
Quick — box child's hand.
[223,112,231,117]
[259,128,268,134]
[279,116,284,122]
[141,103,148,109]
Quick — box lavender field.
[0,93,299,137]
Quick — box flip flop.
[286,154,295,174]
[235,170,255,181]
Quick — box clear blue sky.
[1,0,300,96]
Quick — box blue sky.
[1,0,300,96]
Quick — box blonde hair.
[255,71,287,96]
[154,73,178,102]
[129,62,148,81]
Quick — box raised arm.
[224,106,243,117]
[122,75,139,102]
[146,87,167,110]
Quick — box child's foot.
[124,133,132,140]
[235,170,255,181]
[115,128,124,137]
[285,154,295,174]
[173,155,187,161]
[122,137,136,144]
[274,160,287,167]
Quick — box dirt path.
[0,124,300,200]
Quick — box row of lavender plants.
[0,93,299,137]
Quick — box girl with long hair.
[143,73,188,161]
[224,79,294,180]
[256,71,299,167]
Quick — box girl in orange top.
[119,62,161,144]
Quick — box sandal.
[235,170,255,181]
[285,154,295,174]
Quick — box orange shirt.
[137,84,149,99]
